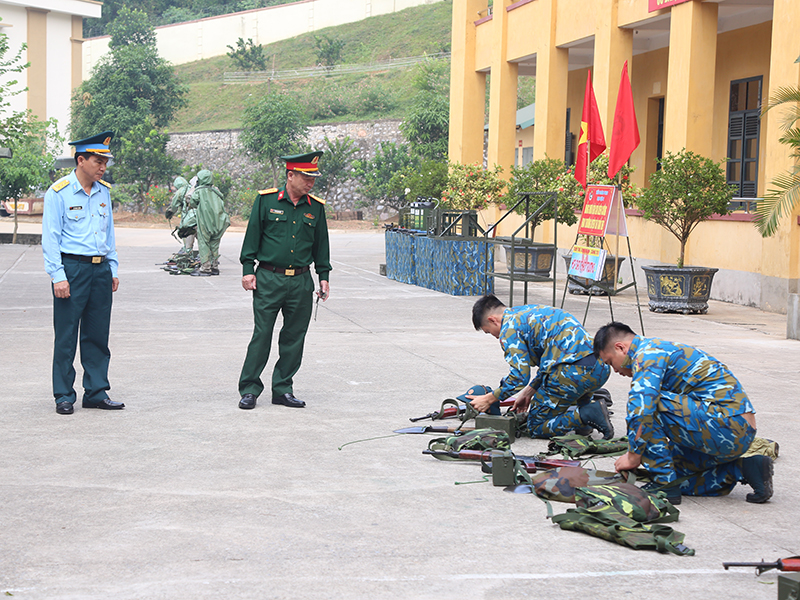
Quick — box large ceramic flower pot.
[562,254,626,295]
[501,242,555,277]
[642,264,718,314]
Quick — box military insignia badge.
[270,208,284,215]
[100,203,106,207]
[304,213,315,219]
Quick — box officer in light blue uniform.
[42,131,125,415]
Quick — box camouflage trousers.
[527,359,611,438]
[640,394,756,495]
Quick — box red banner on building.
[649,0,692,13]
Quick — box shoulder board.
[309,193,326,205]
[51,178,70,192]
[258,188,278,195]
[98,179,112,189]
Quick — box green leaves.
[227,38,268,71]
[442,163,505,211]
[239,92,308,186]
[755,84,800,237]
[638,149,733,267]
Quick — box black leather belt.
[258,263,310,276]
[62,253,105,264]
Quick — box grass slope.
[170,1,453,133]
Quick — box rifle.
[423,448,580,471]
[723,557,800,576]
[410,398,515,422]
[394,424,475,435]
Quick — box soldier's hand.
[614,451,642,473]
[242,274,257,291]
[53,280,70,299]
[165,209,174,220]
[318,280,330,301]
[467,392,496,414]
[112,277,119,292]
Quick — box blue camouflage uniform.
[493,305,610,437]
[624,335,756,495]
[42,169,118,406]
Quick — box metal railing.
[223,52,450,83]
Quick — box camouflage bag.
[427,428,511,457]
[551,483,693,556]
[547,434,628,459]
[529,467,624,504]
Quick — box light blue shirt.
[42,170,118,283]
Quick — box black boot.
[577,398,614,440]
[741,455,774,503]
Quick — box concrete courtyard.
[1,221,797,599]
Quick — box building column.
[486,0,518,172]
[760,0,800,313]
[593,0,633,135]
[448,0,488,166]
[531,0,568,163]
[70,16,84,95]
[663,0,718,155]
[26,7,48,121]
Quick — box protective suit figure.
[165,176,196,254]
[189,170,230,276]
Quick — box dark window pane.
[746,138,757,159]
[746,80,761,111]
[728,162,741,181]
[745,161,756,182]
[730,139,742,159]
[730,82,742,112]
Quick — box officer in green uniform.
[237,151,331,409]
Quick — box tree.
[352,142,415,211]
[400,57,450,160]
[113,125,182,212]
[227,37,268,71]
[388,158,448,203]
[314,34,345,71]
[0,118,62,242]
[637,149,733,268]
[315,136,357,201]
[239,91,308,187]
[0,18,30,147]
[71,6,187,154]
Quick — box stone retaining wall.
[166,120,404,214]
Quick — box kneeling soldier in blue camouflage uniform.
[468,294,613,439]
[594,322,773,505]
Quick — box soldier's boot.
[642,481,682,506]
[741,455,774,503]
[592,388,613,409]
[577,398,614,440]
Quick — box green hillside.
[169,1,453,133]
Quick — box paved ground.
[1,221,798,599]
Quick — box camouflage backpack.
[427,429,511,457]
[551,483,694,556]
[547,434,628,458]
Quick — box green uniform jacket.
[240,186,331,281]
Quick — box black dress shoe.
[190,270,213,277]
[272,393,306,408]
[239,393,257,409]
[56,402,74,415]
[82,398,125,410]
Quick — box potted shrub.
[439,162,505,236]
[502,157,582,276]
[636,149,734,313]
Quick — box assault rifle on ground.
[394,424,476,435]
[723,557,800,576]
[410,399,515,422]
[423,448,580,471]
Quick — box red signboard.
[577,186,616,237]
[649,0,692,12]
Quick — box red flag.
[574,70,606,189]
[608,61,640,179]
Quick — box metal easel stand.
[482,191,558,307]
[560,235,645,335]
